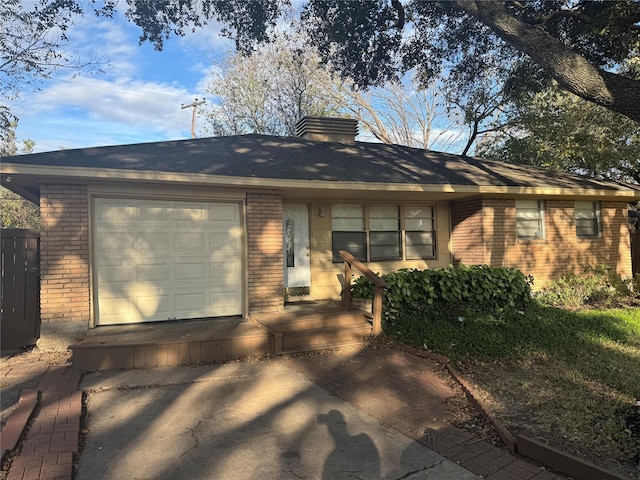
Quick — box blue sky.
[10,3,235,153]
[9,2,471,155]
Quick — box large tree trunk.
[456,1,640,123]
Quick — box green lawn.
[388,304,640,476]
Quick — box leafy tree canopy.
[0,0,111,142]
[478,84,640,185]
[1,122,39,229]
[203,34,341,137]
[201,30,497,153]
[118,0,640,122]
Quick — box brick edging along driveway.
[4,367,81,480]
[402,345,630,480]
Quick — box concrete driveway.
[77,359,480,480]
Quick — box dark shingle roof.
[1,134,634,191]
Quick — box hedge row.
[352,265,533,324]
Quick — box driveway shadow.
[76,350,480,479]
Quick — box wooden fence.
[1,229,40,350]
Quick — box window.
[516,200,544,239]
[575,201,600,237]
[332,204,366,262]
[405,207,436,259]
[369,206,401,261]
[332,204,436,262]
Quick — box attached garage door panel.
[94,198,243,325]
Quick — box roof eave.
[2,163,639,200]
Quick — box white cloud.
[9,3,228,152]
[12,75,197,152]
[177,20,234,56]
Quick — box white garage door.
[93,198,243,325]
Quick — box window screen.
[332,205,366,262]
[331,204,437,262]
[405,207,436,259]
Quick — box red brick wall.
[246,192,284,312]
[39,185,90,325]
[450,198,485,266]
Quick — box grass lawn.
[388,304,640,478]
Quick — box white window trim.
[575,201,601,238]
[516,200,545,239]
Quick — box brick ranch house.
[2,117,639,350]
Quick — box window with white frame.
[404,206,436,259]
[332,204,436,262]
[369,205,401,261]
[516,200,545,239]
[575,201,600,237]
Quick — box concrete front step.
[71,334,273,371]
[69,318,273,371]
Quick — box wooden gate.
[1,229,40,350]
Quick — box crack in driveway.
[180,420,202,458]
[395,459,445,479]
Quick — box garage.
[93,198,243,325]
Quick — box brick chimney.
[294,117,358,143]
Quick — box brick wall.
[482,198,516,270]
[450,198,485,266]
[246,192,284,312]
[451,197,632,287]
[484,200,631,288]
[39,185,90,329]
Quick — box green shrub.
[351,265,533,329]
[536,265,634,309]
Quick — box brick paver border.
[1,390,38,461]
[401,345,629,480]
[4,367,81,480]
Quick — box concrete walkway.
[1,347,566,480]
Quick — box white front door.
[283,203,311,289]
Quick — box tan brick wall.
[450,198,632,287]
[246,192,284,312]
[481,198,517,270]
[40,185,90,325]
[450,198,485,266]
[483,199,632,287]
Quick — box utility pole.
[181,98,206,138]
